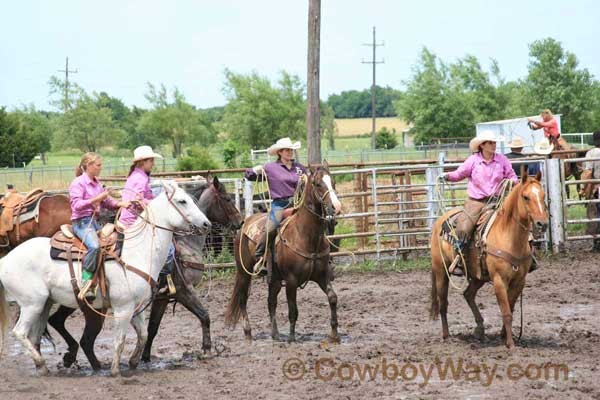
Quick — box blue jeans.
[72,216,101,274]
[268,198,291,230]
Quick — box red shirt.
[537,118,560,138]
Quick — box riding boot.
[254,228,277,274]
[449,240,465,276]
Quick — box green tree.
[12,105,54,164]
[222,139,239,168]
[139,83,215,157]
[177,146,219,171]
[219,70,306,149]
[327,86,402,118]
[47,75,84,111]
[524,38,597,132]
[375,127,398,149]
[0,108,49,167]
[53,94,124,152]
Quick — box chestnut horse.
[225,164,342,343]
[0,194,71,256]
[46,176,244,370]
[430,171,549,349]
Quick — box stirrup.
[166,274,177,295]
[78,280,96,302]
[448,254,464,276]
[253,257,265,274]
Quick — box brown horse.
[553,138,583,198]
[430,171,549,349]
[0,194,71,256]
[47,176,244,370]
[225,164,342,343]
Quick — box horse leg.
[13,304,49,375]
[29,299,53,356]
[463,279,486,340]
[110,308,132,377]
[141,297,169,363]
[176,288,213,355]
[501,278,526,342]
[285,284,298,343]
[268,280,282,341]
[491,274,515,350]
[317,279,339,343]
[128,312,147,370]
[437,269,450,340]
[80,309,106,371]
[48,306,79,367]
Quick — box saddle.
[50,223,119,261]
[440,206,497,280]
[0,188,48,244]
[242,208,296,244]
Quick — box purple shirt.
[69,173,118,220]
[447,152,518,200]
[119,167,154,227]
[245,160,307,200]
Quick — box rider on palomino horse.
[119,146,176,293]
[245,137,307,274]
[528,109,561,150]
[583,131,600,252]
[440,131,519,276]
[69,152,130,301]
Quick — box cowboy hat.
[267,137,301,156]
[507,136,525,148]
[133,146,163,162]
[533,138,554,155]
[469,130,502,152]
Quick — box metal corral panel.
[475,115,562,154]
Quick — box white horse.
[0,181,211,376]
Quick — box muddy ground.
[1,246,599,400]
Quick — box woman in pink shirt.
[528,109,560,148]
[441,131,518,274]
[69,152,130,300]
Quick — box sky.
[1,0,599,111]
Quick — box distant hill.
[334,117,410,137]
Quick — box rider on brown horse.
[528,109,561,149]
[440,131,518,275]
[244,137,307,274]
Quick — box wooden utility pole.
[362,27,384,150]
[306,0,321,164]
[58,57,78,112]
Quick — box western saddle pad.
[50,224,119,261]
[242,208,296,244]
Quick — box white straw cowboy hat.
[267,137,301,156]
[469,130,502,152]
[133,146,163,162]
[507,136,525,148]
[533,138,554,155]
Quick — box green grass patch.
[336,256,430,273]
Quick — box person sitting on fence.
[245,137,307,274]
[440,130,518,275]
[505,136,539,177]
[119,146,176,293]
[528,109,562,150]
[582,130,600,252]
[69,152,130,301]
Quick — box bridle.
[301,172,338,223]
[206,182,241,230]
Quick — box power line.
[58,57,78,112]
[361,26,384,150]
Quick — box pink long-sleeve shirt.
[69,173,118,220]
[446,152,518,200]
[119,167,154,227]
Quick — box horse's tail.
[225,268,252,328]
[0,280,8,356]
[225,234,252,328]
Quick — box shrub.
[375,127,398,149]
[177,146,220,171]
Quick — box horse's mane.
[497,177,540,223]
[188,182,210,200]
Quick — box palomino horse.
[45,176,243,370]
[0,181,211,376]
[225,164,342,343]
[430,171,549,349]
[0,194,71,256]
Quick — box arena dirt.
[1,246,599,400]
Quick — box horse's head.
[161,180,211,234]
[307,161,342,220]
[519,170,549,234]
[197,175,244,230]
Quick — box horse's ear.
[535,170,542,182]
[307,164,315,176]
[206,172,213,183]
[322,159,329,171]
[213,175,224,191]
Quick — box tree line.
[1,37,599,167]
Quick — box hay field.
[334,117,409,137]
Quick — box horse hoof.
[62,353,76,368]
[110,369,121,378]
[128,361,139,370]
[474,328,485,341]
[287,336,296,343]
[141,355,150,363]
[271,332,281,341]
[91,361,102,372]
[328,334,341,344]
[37,366,49,376]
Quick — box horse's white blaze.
[322,174,342,213]
[531,186,544,214]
